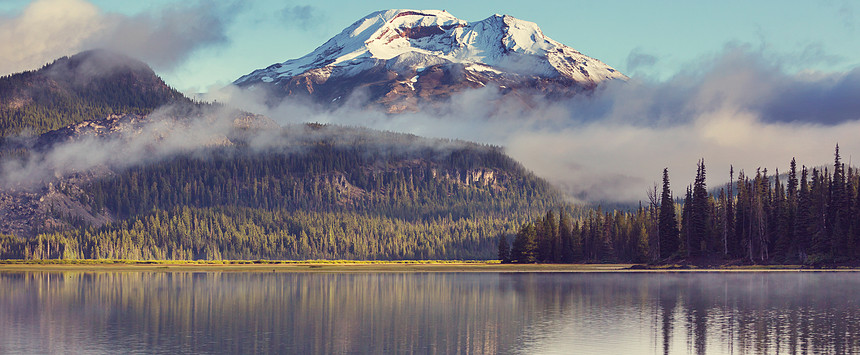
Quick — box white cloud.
[0,0,103,74]
[0,0,235,75]
[205,46,860,203]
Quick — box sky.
[1,0,860,203]
[1,0,857,91]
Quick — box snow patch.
[235,9,626,86]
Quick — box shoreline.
[1,260,859,272]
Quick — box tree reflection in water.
[0,271,858,354]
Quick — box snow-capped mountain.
[235,9,626,112]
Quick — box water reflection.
[1,271,859,354]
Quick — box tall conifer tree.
[658,168,680,259]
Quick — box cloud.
[206,45,860,203]
[0,105,245,188]
[280,4,324,30]
[821,0,856,31]
[0,101,472,189]
[0,0,102,75]
[5,36,857,205]
[0,0,237,75]
[89,1,237,70]
[625,48,658,73]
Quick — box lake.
[1,271,859,354]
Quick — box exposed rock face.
[0,178,112,237]
[234,9,626,112]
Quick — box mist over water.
[2,271,859,355]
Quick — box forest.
[501,146,860,266]
[0,51,186,138]
[0,141,563,260]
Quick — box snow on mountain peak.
[235,9,626,86]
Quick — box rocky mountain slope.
[234,9,626,112]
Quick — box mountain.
[234,9,626,112]
[0,51,563,260]
[0,49,187,137]
[0,121,562,259]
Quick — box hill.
[0,51,563,260]
[0,49,187,137]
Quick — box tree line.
[502,146,860,265]
[0,143,563,260]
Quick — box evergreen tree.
[559,210,574,263]
[829,145,849,258]
[724,166,735,257]
[541,210,559,262]
[769,170,788,261]
[497,235,511,263]
[511,223,537,263]
[658,168,680,259]
[795,166,812,262]
[681,186,693,257]
[690,159,710,256]
[733,171,750,260]
[786,158,798,260]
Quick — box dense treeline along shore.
[501,146,860,267]
[0,259,633,272]
[3,259,857,272]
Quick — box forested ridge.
[502,146,860,266]
[0,140,563,260]
[0,50,563,261]
[3,50,854,264]
[0,50,186,137]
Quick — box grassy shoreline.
[1,260,859,272]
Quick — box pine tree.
[725,166,735,257]
[772,169,790,261]
[541,210,559,262]
[681,186,693,257]
[658,168,680,259]
[733,171,750,260]
[795,166,811,262]
[497,235,511,263]
[511,223,537,263]
[829,145,849,259]
[786,158,798,260]
[559,210,574,263]
[690,159,710,256]
[809,168,828,256]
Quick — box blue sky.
[1,0,858,92]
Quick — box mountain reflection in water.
[1,271,858,354]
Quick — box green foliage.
[658,168,680,259]
[84,144,557,222]
[1,142,560,260]
[0,53,186,137]
[516,146,860,266]
[497,235,511,263]
[16,206,518,260]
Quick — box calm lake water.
[1,271,859,354]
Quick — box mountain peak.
[235,10,626,111]
[0,49,186,137]
[40,49,155,84]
